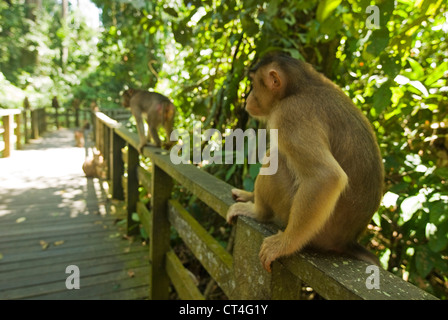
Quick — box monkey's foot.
[259,231,286,273]
[231,188,254,202]
[226,202,255,224]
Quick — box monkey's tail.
[345,243,381,267]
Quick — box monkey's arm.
[259,126,348,272]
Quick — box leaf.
[427,201,448,225]
[373,81,392,114]
[366,29,390,56]
[243,177,254,192]
[16,217,26,223]
[242,15,260,37]
[109,233,121,239]
[424,61,448,86]
[0,253,3,260]
[400,194,425,223]
[427,223,448,252]
[408,80,428,97]
[434,167,448,179]
[225,164,237,182]
[406,58,424,79]
[54,240,65,246]
[127,270,135,278]
[140,225,148,239]
[131,212,140,222]
[249,163,261,179]
[381,54,402,78]
[316,0,342,23]
[40,240,50,250]
[415,246,435,277]
[163,7,178,17]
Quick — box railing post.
[39,108,46,134]
[103,126,111,179]
[232,217,303,300]
[2,114,13,157]
[23,98,30,143]
[15,112,22,150]
[31,109,39,139]
[23,110,29,143]
[111,129,125,200]
[126,144,139,236]
[149,163,173,300]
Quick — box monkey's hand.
[259,231,286,273]
[226,202,256,224]
[231,188,254,202]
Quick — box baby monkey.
[122,88,175,152]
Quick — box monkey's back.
[312,85,384,244]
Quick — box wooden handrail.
[94,111,438,300]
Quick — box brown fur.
[82,149,105,179]
[227,54,384,272]
[122,88,175,152]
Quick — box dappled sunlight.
[0,129,110,220]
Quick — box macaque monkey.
[227,53,384,272]
[122,88,175,152]
[82,148,105,179]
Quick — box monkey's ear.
[268,69,283,91]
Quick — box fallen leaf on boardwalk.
[16,217,26,223]
[109,232,120,238]
[127,270,135,278]
[54,240,65,246]
[123,247,131,253]
[40,240,49,250]
[0,253,3,260]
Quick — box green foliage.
[0,0,100,109]
[2,0,447,298]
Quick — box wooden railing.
[95,111,439,300]
[0,108,47,157]
[0,107,93,157]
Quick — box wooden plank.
[166,250,205,300]
[0,109,21,116]
[143,146,234,219]
[15,112,22,150]
[95,111,119,128]
[126,143,139,236]
[234,216,437,300]
[0,128,150,300]
[136,201,151,238]
[115,125,140,151]
[93,113,439,301]
[111,131,125,200]
[167,199,234,297]
[148,164,173,299]
[0,248,147,290]
[3,265,150,300]
[2,114,13,157]
[137,166,151,191]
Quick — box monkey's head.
[245,53,320,118]
[122,88,135,108]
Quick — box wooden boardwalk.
[0,129,150,299]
